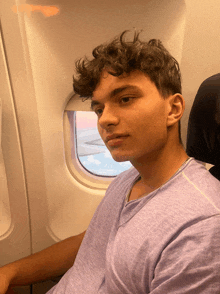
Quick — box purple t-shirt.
[47,158,220,293]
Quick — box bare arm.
[0,231,85,293]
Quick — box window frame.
[64,107,114,190]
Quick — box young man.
[1,31,220,294]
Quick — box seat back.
[186,73,220,180]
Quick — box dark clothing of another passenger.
[187,73,220,180]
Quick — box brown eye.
[121,97,133,103]
[95,108,103,116]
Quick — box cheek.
[134,113,167,142]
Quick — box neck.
[131,143,189,190]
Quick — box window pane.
[75,111,132,176]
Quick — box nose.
[98,105,119,130]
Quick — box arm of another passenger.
[0,231,86,294]
[150,216,220,293]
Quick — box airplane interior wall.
[0,0,220,293]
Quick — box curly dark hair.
[73,31,182,98]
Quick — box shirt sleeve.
[150,215,220,294]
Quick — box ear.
[166,94,185,127]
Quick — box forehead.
[92,70,156,100]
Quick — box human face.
[91,70,171,164]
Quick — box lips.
[106,134,128,142]
[105,134,129,146]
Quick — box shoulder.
[181,159,220,211]
[147,159,220,230]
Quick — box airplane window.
[75,111,132,176]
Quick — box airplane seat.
[186,73,220,181]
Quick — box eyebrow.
[91,85,141,110]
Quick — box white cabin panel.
[0,9,31,266]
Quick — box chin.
[111,152,132,162]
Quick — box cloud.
[84,155,101,165]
